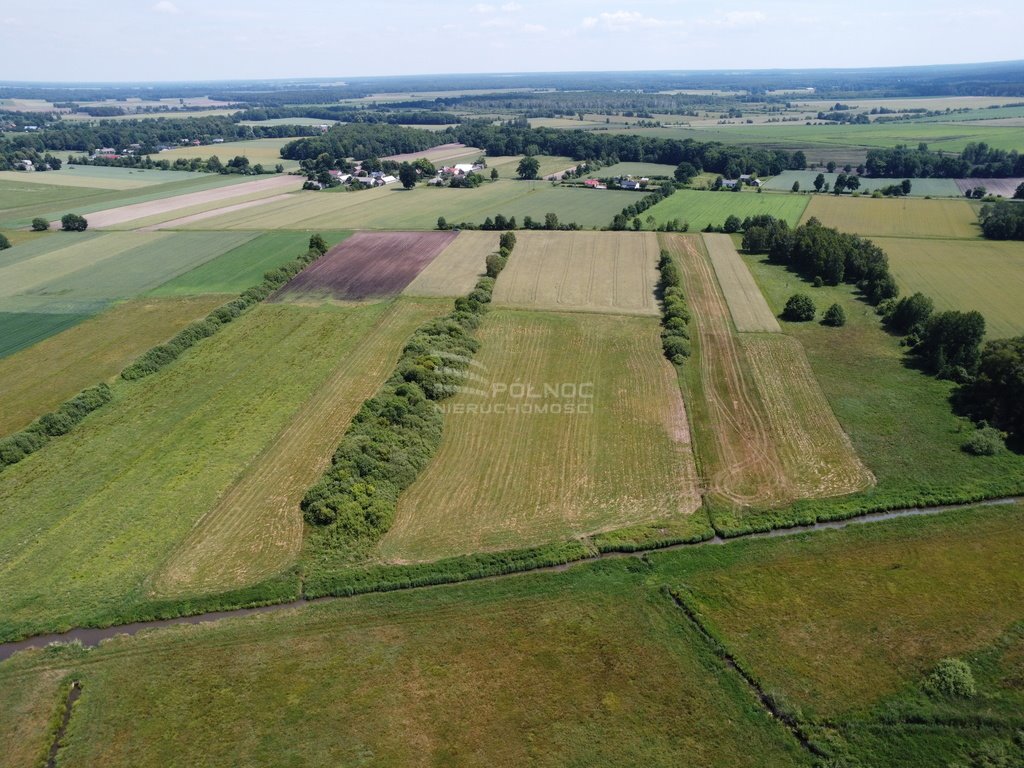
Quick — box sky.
[0,0,1020,82]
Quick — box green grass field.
[485,154,577,178]
[589,161,678,177]
[646,189,810,231]
[150,231,349,296]
[762,171,961,197]
[0,561,808,768]
[801,195,980,239]
[178,181,638,230]
[0,311,89,358]
[0,303,396,642]
[878,236,1024,338]
[0,166,205,190]
[378,309,702,563]
[150,138,299,170]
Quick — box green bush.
[926,658,976,698]
[60,213,88,231]
[0,233,10,250]
[31,217,50,231]
[485,252,506,278]
[783,293,816,322]
[822,303,846,327]
[961,425,1004,456]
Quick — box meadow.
[0,303,393,642]
[0,564,808,768]
[178,180,638,230]
[0,296,227,435]
[491,230,660,315]
[484,154,578,178]
[378,309,702,562]
[151,298,448,597]
[0,166,204,190]
[645,189,809,231]
[150,231,350,296]
[762,171,961,197]
[800,194,980,239]
[878,236,1024,338]
[664,234,872,512]
[149,138,300,170]
[590,161,678,177]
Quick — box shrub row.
[121,242,327,380]
[300,233,516,545]
[657,248,692,364]
[609,181,680,230]
[0,383,112,469]
[437,213,581,231]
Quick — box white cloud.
[582,11,679,32]
[152,0,180,13]
[501,2,523,10]
[471,3,496,12]
[720,10,767,27]
[522,23,546,33]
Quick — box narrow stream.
[1,495,1019,664]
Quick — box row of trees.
[864,143,1024,178]
[436,212,580,231]
[610,182,680,230]
[281,123,442,162]
[656,250,692,364]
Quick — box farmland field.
[149,138,300,170]
[151,297,448,597]
[0,303,393,641]
[150,231,349,296]
[953,177,1024,197]
[0,564,808,768]
[271,231,456,302]
[491,230,660,315]
[0,231,257,315]
[762,171,961,197]
[0,311,89,359]
[664,234,872,509]
[484,154,578,178]
[800,195,980,238]
[378,309,702,562]
[403,230,493,297]
[657,502,1024,719]
[177,180,637,230]
[645,189,809,231]
[877,237,1024,338]
[0,166,204,190]
[703,233,781,332]
[587,161,678,178]
[0,296,227,435]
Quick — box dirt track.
[54,175,302,230]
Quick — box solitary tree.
[398,162,417,189]
[813,173,825,192]
[31,217,50,231]
[61,213,88,232]
[1014,181,1024,199]
[0,233,10,250]
[674,161,698,184]
[783,293,816,322]
[308,234,328,255]
[490,167,499,181]
[822,303,846,327]
[544,212,560,230]
[791,180,800,193]
[517,156,540,180]
[826,161,837,173]
[436,216,449,230]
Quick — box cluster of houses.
[426,161,486,186]
[721,174,762,189]
[582,175,648,191]
[312,169,398,190]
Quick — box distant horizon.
[2,0,1022,82]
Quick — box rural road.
[1,495,1018,663]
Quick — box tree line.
[864,143,1024,178]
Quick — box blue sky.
[1,0,1020,81]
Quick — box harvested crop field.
[877,236,1024,338]
[0,295,228,435]
[703,233,781,332]
[0,303,392,641]
[402,230,493,297]
[383,142,472,163]
[801,195,980,238]
[151,297,448,597]
[953,177,1024,197]
[60,174,302,229]
[378,309,702,562]
[762,171,961,197]
[663,234,871,509]
[272,231,457,302]
[492,231,660,315]
[645,189,810,232]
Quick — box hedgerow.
[300,233,516,546]
[657,248,692,364]
[0,384,112,469]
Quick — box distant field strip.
[492,231,660,315]
[152,298,446,596]
[878,236,1024,338]
[383,142,471,163]
[0,304,391,640]
[0,296,227,435]
[703,233,781,332]
[0,311,88,359]
[137,192,295,230]
[646,189,809,232]
[379,310,701,562]
[58,174,301,229]
[801,195,980,239]
[664,234,871,508]
[403,230,493,297]
[762,172,961,197]
[273,231,456,301]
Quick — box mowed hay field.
[0,567,807,768]
[151,297,448,597]
[378,310,701,562]
[272,231,457,302]
[0,295,227,435]
[877,236,1024,338]
[181,180,637,230]
[801,195,980,238]
[656,502,1024,720]
[150,231,350,297]
[646,189,809,231]
[703,233,781,332]
[492,230,660,315]
[663,234,872,509]
[403,230,494,297]
[0,303,396,641]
